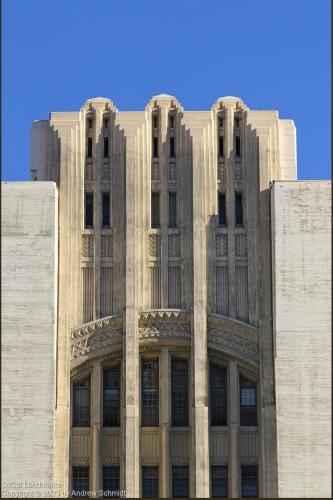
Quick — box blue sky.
[3,0,331,181]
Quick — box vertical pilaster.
[192,128,210,498]
[160,105,169,307]
[124,134,140,498]
[160,347,170,498]
[229,360,239,498]
[91,361,101,496]
[94,108,102,319]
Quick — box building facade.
[2,95,331,498]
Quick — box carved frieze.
[208,328,258,366]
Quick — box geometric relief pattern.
[208,328,258,365]
[168,234,181,257]
[235,234,247,257]
[71,328,122,359]
[216,234,228,257]
[148,234,161,258]
[101,235,113,258]
[139,322,190,341]
[81,234,94,258]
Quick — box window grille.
[73,377,90,427]
[172,466,189,498]
[211,465,228,497]
[103,366,120,427]
[240,375,257,426]
[103,467,120,497]
[241,465,258,497]
[141,359,159,426]
[72,466,89,496]
[142,466,159,498]
[171,359,188,427]
[210,364,227,426]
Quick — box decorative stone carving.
[208,328,258,366]
[148,234,161,258]
[168,235,181,257]
[101,235,113,258]
[71,328,122,359]
[216,234,228,257]
[139,322,191,341]
[235,234,247,257]
[81,234,94,258]
[139,309,190,324]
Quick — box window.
[235,117,240,128]
[235,192,243,226]
[240,376,257,426]
[170,137,175,157]
[218,193,226,226]
[241,465,258,497]
[103,467,120,498]
[103,118,109,129]
[141,359,159,426]
[73,377,90,426]
[104,137,109,158]
[85,193,93,228]
[153,137,158,158]
[87,137,93,158]
[210,364,227,426]
[72,467,89,497]
[151,192,160,228]
[211,466,228,498]
[169,192,177,228]
[169,115,175,129]
[219,136,224,158]
[142,467,159,498]
[171,359,188,426]
[153,115,158,129]
[219,117,224,128]
[172,466,189,498]
[87,118,93,129]
[102,193,110,228]
[103,366,120,427]
[235,135,241,157]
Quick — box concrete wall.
[1,182,58,497]
[271,181,331,498]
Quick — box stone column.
[229,360,239,497]
[160,347,170,497]
[91,361,101,496]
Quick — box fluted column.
[229,360,240,497]
[91,361,101,496]
[160,347,170,498]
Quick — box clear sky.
[3,0,331,181]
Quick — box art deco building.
[2,95,331,498]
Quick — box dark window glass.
[102,193,110,228]
[103,467,120,497]
[171,359,188,427]
[153,137,158,158]
[211,466,228,497]
[210,364,227,426]
[153,115,158,129]
[235,193,243,226]
[219,136,224,157]
[103,118,109,129]
[72,467,89,496]
[169,192,177,228]
[172,466,189,498]
[240,376,257,426]
[241,465,258,497]
[169,115,175,129]
[85,193,93,228]
[87,137,93,158]
[170,137,175,157]
[104,138,109,158]
[218,193,226,226]
[235,135,241,157]
[73,377,90,427]
[142,467,159,498]
[103,366,120,426]
[141,359,159,426]
[87,118,93,129]
[151,192,160,228]
[219,117,224,128]
[235,117,240,128]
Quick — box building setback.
[1,95,331,498]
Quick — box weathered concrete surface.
[1,182,58,497]
[271,181,331,498]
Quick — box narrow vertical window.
[169,192,177,228]
[72,467,89,496]
[241,465,258,497]
[169,115,175,129]
[103,366,120,427]
[235,117,240,128]
[153,137,158,158]
[219,136,224,158]
[141,359,159,426]
[151,192,160,228]
[73,377,90,427]
[87,137,93,158]
[103,137,109,158]
[235,135,241,157]
[88,118,93,129]
[240,375,257,426]
[103,118,109,129]
[235,192,243,226]
[102,193,110,228]
[172,466,189,498]
[170,136,175,157]
[171,359,188,426]
[218,193,226,226]
[153,115,158,129]
[103,467,120,497]
[211,466,228,498]
[219,117,224,128]
[210,364,227,426]
[142,467,159,498]
[85,193,93,228]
